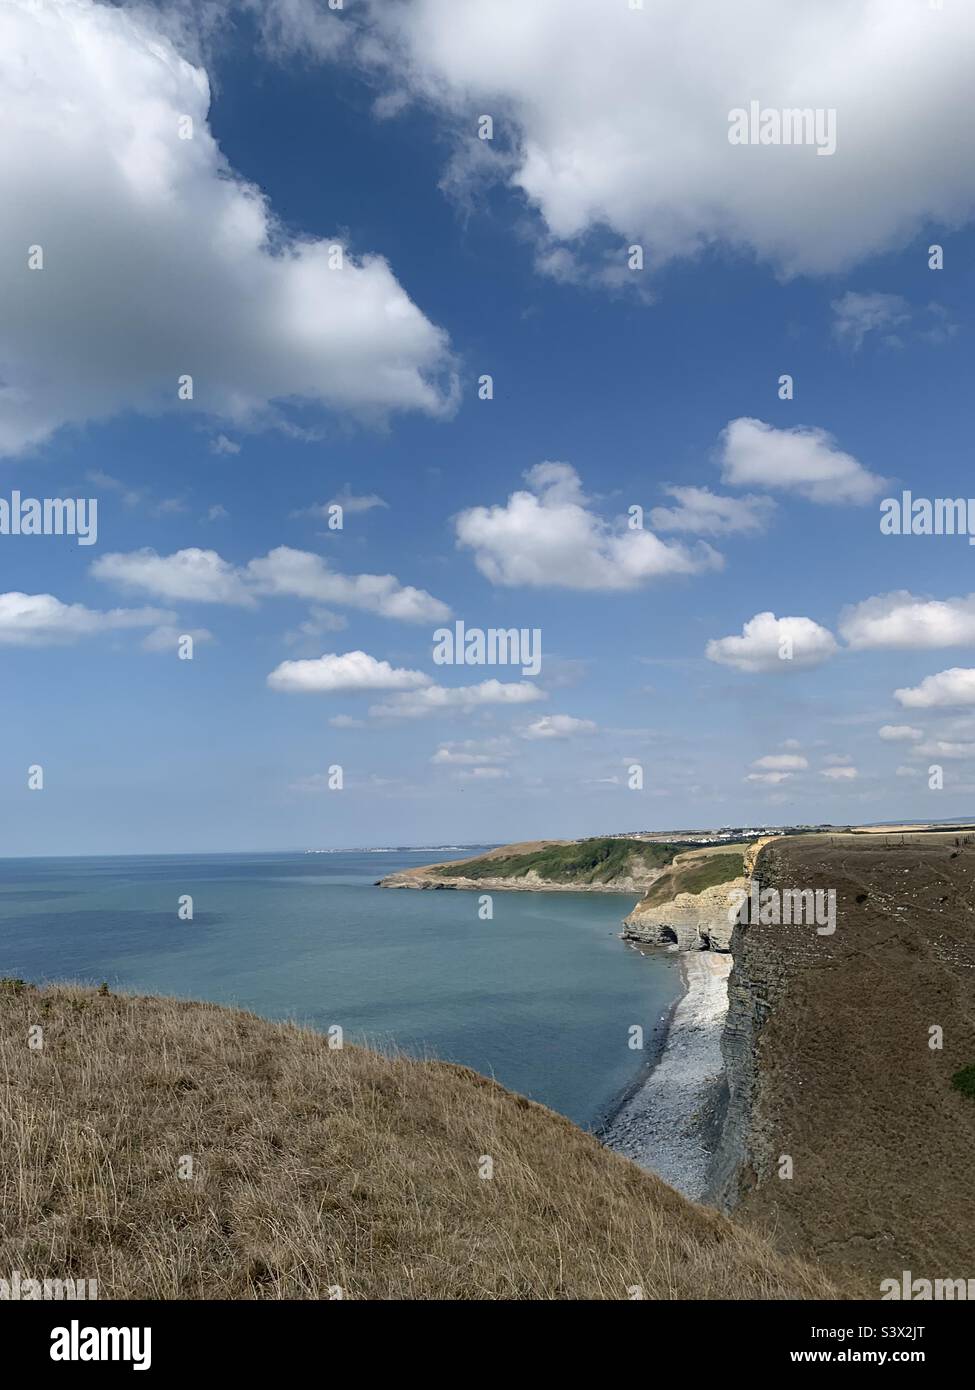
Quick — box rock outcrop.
[621,879,741,950]
[620,837,778,953]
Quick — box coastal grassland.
[433,837,689,885]
[639,851,746,907]
[0,981,840,1301]
[723,833,975,1289]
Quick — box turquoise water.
[0,849,680,1128]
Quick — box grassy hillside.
[0,981,839,1300]
[640,851,746,907]
[434,837,691,885]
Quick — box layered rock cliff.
[620,840,772,951]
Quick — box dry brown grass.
[0,981,839,1300]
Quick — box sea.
[0,847,682,1129]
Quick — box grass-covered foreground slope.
[639,851,746,907]
[423,837,695,886]
[0,981,839,1300]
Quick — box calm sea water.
[0,849,680,1128]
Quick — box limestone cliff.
[620,839,772,952]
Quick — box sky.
[2,0,975,854]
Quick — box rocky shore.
[600,950,732,1200]
[602,837,778,1201]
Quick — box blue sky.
[3,0,975,853]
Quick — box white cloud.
[0,0,454,455]
[520,714,597,740]
[831,292,911,349]
[752,754,808,771]
[719,419,885,504]
[896,765,920,777]
[92,548,254,606]
[431,748,492,766]
[283,608,349,649]
[358,0,975,278]
[916,740,975,759]
[649,486,774,536]
[431,738,512,764]
[746,771,792,785]
[245,547,450,623]
[895,668,975,709]
[831,293,956,350]
[0,591,172,646]
[329,714,364,729]
[821,765,858,780]
[141,623,213,653]
[92,545,449,622]
[209,435,241,456]
[878,724,923,742]
[293,490,389,520]
[267,651,431,694]
[455,462,721,590]
[370,679,545,719]
[840,592,975,649]
[706,611,838,673]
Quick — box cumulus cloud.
[719,419,885,504]
[0,591,172,645]
[879,724,923,741]
[840,592,975,649]
[520,714,597,740]
[895,668,975,708]
[821,765,858,780]
[267,651,431,694]
[356,0,975,278]
[746,771,792,785]
[649,486,774,536]
[92,548,254,606]
[431,747,492,766]
[455,463,721,590]
[92,545,449,622]
[370,679,545,720]
[0,0,454,455]
[706,611,838,673]
[752,754,808,771]
[431,738,512,765]
[245,547,450,623]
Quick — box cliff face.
[703,905,777,1208]
[620,839,773,952]
[621,879,742,951]
[705,832,975,1287]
